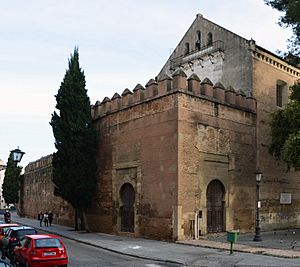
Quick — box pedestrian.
[38,211,44,227]
[48,211,53,227]
[44,212,49,227]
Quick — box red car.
[13,234,68,267]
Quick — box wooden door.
[120,183,135,232]
[207,180,225,233]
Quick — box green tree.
[2,153,22,205]
[50,48,97,230]
[269,81,300,170]
[265,0,300,60]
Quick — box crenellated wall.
[88,69,257,240]
[91,70,256,120]
[18,155,74,227]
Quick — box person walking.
[48,211,53,227]
[38,211,44,227]
[43,212,49,227]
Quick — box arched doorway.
[120,183,135,232]
[206,179,225,233]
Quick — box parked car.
[1,226,37,260]
[13,234,68,267]
[0,224,18,248]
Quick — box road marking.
[129,245,141,249]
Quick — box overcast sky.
[0,0,293,167]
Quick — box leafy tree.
[269,81,300,170]
[2,153,22,205]
[265,0,300,60]
[50,48,97,230]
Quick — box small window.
[276,80,288,107]
[276,84,282,107]
[207,32,213,47]
[195,31,201,51]
[184,42,190,56]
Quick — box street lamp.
[10,147,25,165]
[253,168,262,242]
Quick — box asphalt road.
[40,229,182,267]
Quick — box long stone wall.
[18,155,74,227]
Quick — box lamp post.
[253,168,262,242]
[10,147,25,165]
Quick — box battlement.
[25,154,53,172]
[92,70,256,119]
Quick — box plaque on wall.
[280,193,292,204]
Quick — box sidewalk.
[179,229,300,259]
[10,213,300,267]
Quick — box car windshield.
[15,229,36,238]
[34,238,62,248]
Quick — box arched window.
[195,31,201,51]
[207,32,213,47]
[184,42,190,56]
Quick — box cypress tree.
[50,48,97,230]
[2,153,22,205]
